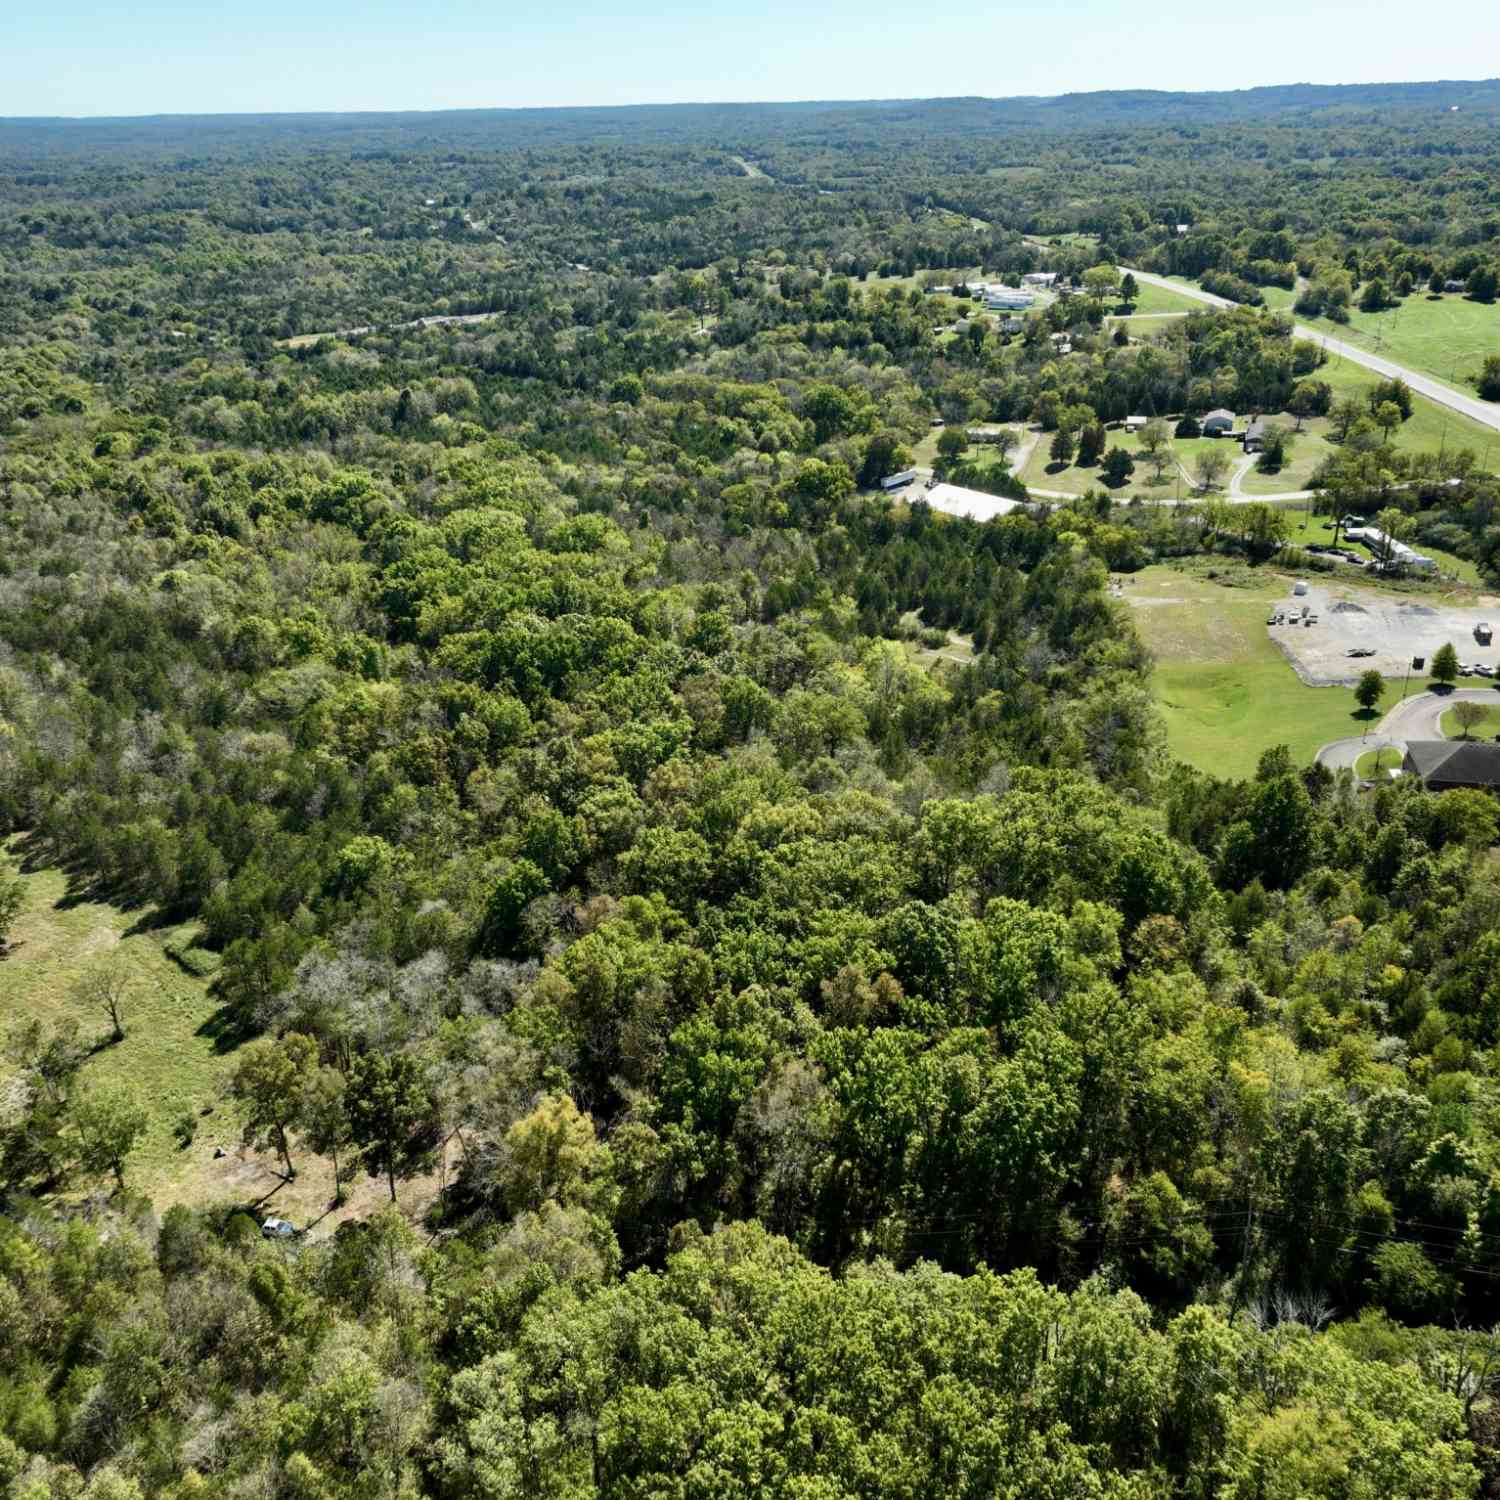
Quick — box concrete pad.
[1269,581,1500,686]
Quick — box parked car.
[262,1217,297,1240]
[1476,664,1496,678]
[1346,647,1375,658]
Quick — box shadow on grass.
[196,1001,254,1056]
[248,1174,293,1212]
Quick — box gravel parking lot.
[1269,581,1500,686]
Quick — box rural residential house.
[1243,416,1270,452]
[1401,739,1500,791]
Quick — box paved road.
[1119,268,1500,436]
[1315,687,1500,771]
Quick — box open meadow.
[1111,280,1210,317]
[1125,563,1434,778]
[1296,291,1500,399]
[0,843,436,1232]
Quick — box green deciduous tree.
[347,1050,440,1203]
[0,872,23,951]
[1194,448,1229,492]
[72,1085,148,1192]
[1138,419,1172,478]
[229,1031,319,1179]
[1452,700,1490,738]
[1102,447,1135,487]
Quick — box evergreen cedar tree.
[2,89,1500,1497]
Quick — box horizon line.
[4,75,1498,127]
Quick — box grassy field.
[1125,564,1433,779]
[1296,293,1500,400]
[1021,426,1244,500]
[1355,746,1403,777]
[1020,429,1128,494]
[864,266,984,294]
[0,845,445,1233]
[1115,314,1190,339]
[1258,285,1300,313]
[1441,703,1497,739]
[1035,232,1100,252]
[1112,281,1206,317]
[1156,274,1497,403]
[0,848,231,1192]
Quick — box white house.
[1022,271,1058,286]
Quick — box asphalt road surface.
[1315,687,1500,772]
[1119,268,1500,437]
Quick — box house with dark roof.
[1401,739,1500,791]
[1202,409,1235,437]
[1243,416,1271,452]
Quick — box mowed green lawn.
[1021,424,1248,499]
[1355,746,1403,777]
[0,846,237,1195]
[1125,565,1431,779]
[1235,357,1498,500]
[1441,703,1498,739]
[1297,293,1500,399]
[1023,352,1500,508]
[1111,280,1206,317]
[863,266,984,294]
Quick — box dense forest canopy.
[2,84,1500,1499]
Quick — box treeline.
[4,103,1500,1499]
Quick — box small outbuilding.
[1401,740,1500,792]
[880,469,919,491]
[1202,409,1235,437]
[1124,415,1150,433]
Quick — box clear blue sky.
[3,0,1491,118]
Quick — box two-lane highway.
[1118,268,1500,436]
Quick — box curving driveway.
[1118,268,1500,436]
[1315,687,1500,772]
